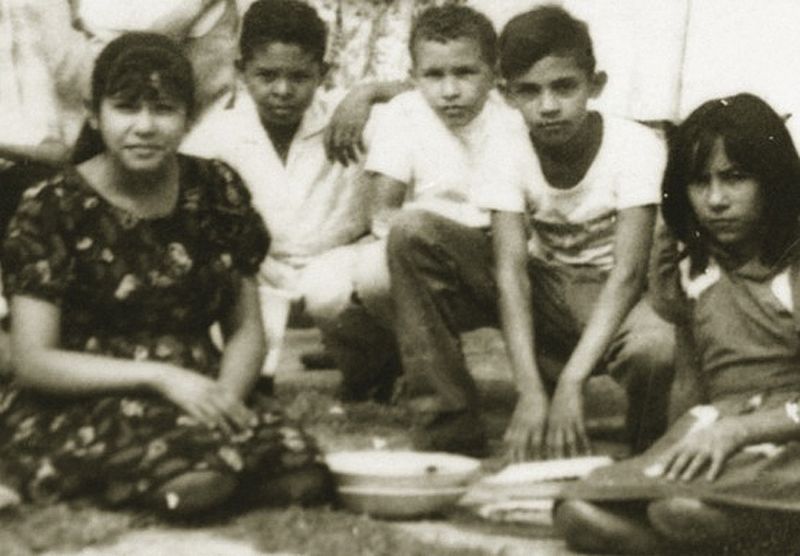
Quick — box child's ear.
[320,61,331,78]
[590,71,608,98]
[84,100,98,130]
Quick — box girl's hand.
[546,380,591,458]
[648,419,744,482]
[154,367,255,436]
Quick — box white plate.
[483,456,613,485]
[326,450,481,478]
[338,485,467,497]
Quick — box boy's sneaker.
[412,410,489,458]
[255,375,275,397]
[338,374,398,404]
[300,349,336,371]
[338,359,403,404]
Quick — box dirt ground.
[0,327,630,555]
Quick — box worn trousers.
[293,239,400,395]
[387,210,675,451]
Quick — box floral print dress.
[0,155,321,508]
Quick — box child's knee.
[647,497,733,544]
[612,327,675,388]
[554,499,617,552]
[300,254,357,323]
[386,210,443,256]
[152,469,238,516]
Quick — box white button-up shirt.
[181,86,371,277]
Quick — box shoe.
[338,375,397,404]
[338,359,402,404]
[412,410,489,458]
[300,349,337,371]
[255,375,274,397]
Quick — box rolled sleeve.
[364,102,413,184]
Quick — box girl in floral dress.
[554,93,800,553]
[0,32,329,515]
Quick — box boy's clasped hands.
[506,379,591,462]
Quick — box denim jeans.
[387,210,675,451]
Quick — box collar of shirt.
[225,84,332,146]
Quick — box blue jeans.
[387,210,675,452]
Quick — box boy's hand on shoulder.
[546,379,591,458]
[324,89,371,166]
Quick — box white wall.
[473,0,800,121]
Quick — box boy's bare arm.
[493,210,550,461]
[547,204,656,458]
[369,172,407,238]
[648,217,691,324]
[324,80,412,165]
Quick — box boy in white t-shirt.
[389,5,674,457]
[365,4,535,455]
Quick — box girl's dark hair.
[91,33,195,114]
[74,33,194,163]
[239,0,327,65]
[662,93,800,270]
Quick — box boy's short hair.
[498,5,595,80]
[410,5,497,67]
[240,0,328,64]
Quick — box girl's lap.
[0,387,320,505]
[563,392,800,512]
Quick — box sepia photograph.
[1,0,800,553]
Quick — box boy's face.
[504,54,604,148]
[239,42,325,128]
[411,37,495,130]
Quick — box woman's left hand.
[648,419,744,482]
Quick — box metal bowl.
[336,485,467,519]
[326,451,482,518]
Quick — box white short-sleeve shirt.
[474,114,666,270]
[365,90,535,229]
[180,86,370,264]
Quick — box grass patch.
[226,506,490,556]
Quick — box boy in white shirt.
[365,5,534,454]
[182,0,403,400]
[389,5,674,457]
